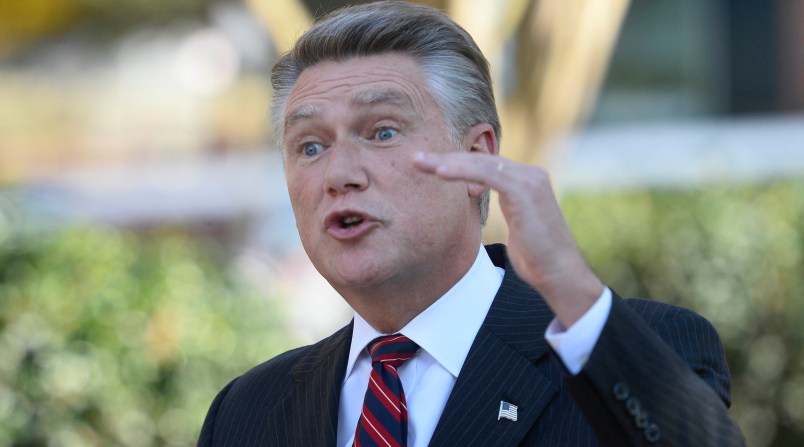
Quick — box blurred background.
[0,0,801,445]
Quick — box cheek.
[286,176,317,222]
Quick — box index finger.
[413,151,512,192]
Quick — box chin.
[321,253,398,292]
[331,264,388,290]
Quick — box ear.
[463,123,499,156]
[463,123,498,198]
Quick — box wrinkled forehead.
[285,88,416,128]
[282,55,435,129]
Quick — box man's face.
[282,54,481,295]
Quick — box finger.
[413,151,512,192]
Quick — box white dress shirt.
[336,246,612,446]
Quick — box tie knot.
[367,334,419,367]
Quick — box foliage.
[0,200,292,446]
[1,178,802,447]
[562,179,804,447]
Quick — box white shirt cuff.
[545,287,612,375]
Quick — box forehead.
[283,54,438,129]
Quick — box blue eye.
[301,142,324,157]
[375,127,397,141]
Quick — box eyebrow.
[349,89,414,109]
[284,103,320,131]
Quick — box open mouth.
[325,211,375,240]
[340,215,364,228]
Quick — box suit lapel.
[429,244,559,446]
[268,245,557,446]
[269,322,352,447]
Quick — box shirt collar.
[345,246,504,380]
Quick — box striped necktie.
[353,334,420,447]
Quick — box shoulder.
[202,343,315,426]
[229,344,311,394]
[616,295,723,347]
[198,323,352,442]
[219,322,352,402]
[622,297,710,327]
[197,343,316,445]
[619,297,724,348]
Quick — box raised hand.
[413,150,604,328]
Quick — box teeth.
[342,216,362,225]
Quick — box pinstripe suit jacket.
[198,244,744,446]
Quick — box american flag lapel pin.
[498,400,518,422]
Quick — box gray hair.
[271,1,500,224]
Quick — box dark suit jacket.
[198,244,744,446]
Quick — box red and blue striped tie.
[353,334,420,447]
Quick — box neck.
[342,242,480,334]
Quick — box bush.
[2,178,801,446]
[0,200,292,446]
[563,179,804,447]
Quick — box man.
[199,2,744,446]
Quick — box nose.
[323,142,368,195]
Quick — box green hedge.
[1,179,801,446]
[563,179,804,447]
[0,205,292,446]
